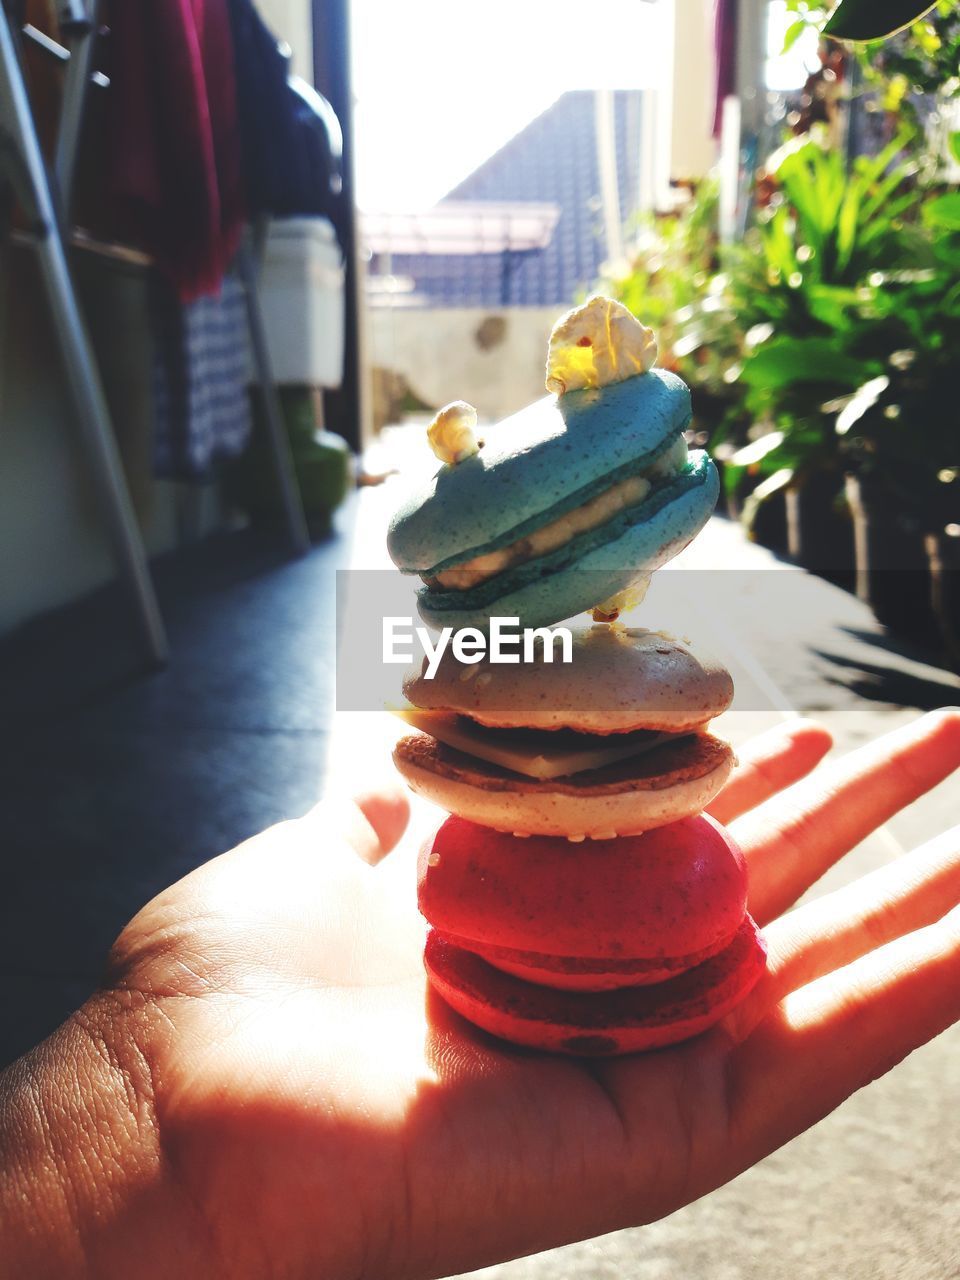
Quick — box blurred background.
[0,1,958,1276]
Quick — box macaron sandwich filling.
[417,816,767,1054]
[387,298,720,632]
[384,297,766,1055]
[393,623,738,840]
[424,434,690,594]
[393,701,737,841]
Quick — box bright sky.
[350,0,671,212]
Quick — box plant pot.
[925,532,960,672]
[845,474,938,645]
[750,487,789,555]
[784,471,855,590]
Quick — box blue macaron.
[387,368,718,632]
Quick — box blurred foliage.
[866,4,960,98]
[599,5,960,548]
[597,180,746,445]
[723,141,958,535]
[833,193,960,526]
[600,156,957,539]
[785,0,960,122]
[598,180,721,354]
[717,130,922,508]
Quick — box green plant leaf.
[857,131,917,222]
[762,207,801,278]
[950,132,960,165]
[806,283,869,329]
[782,17,811,53]
[924,193,960,230]
[823,0,938,41]
[836,182,862,273]
[740,337,878,391]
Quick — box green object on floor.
[227,387,352,536]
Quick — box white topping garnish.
[427,401,480,464]
[545,296,657,395]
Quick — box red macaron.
[418,813,766,1054]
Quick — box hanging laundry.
[104,0,246,300]
[150,270,252,479]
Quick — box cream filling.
[427,436,688,592]
[394,707,674,780]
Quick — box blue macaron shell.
[416,451,719,632]
[387,368,692,574]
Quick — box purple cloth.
[713,0,738,138]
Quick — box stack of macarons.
[386,297,766,1055]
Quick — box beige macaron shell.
[401,624,733,734]
[393,732,736,838]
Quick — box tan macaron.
[393,625,735,838]
[402,624,732,733]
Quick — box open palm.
[47,711,960,1280]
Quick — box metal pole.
[236,230,311,556]
[0,9,168,665]
[53,0,99,225]
[312,0,367,451]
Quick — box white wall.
[669,0,719,182]
[0,247,216,634]
[367,306,559,428]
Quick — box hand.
[2,711,959,1280]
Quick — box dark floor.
[0,510,353,1068]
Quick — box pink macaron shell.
[463,927,738,990]
[424,916,767,1055]
[418,813,747,964]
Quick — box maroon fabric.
[105,0,245,300]
[712,0,738,139]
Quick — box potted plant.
[713,129,922,577]
[837,189,960,655]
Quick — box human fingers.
[353,783,411,863]
[706,719,833,825]
[315,782,411,867]
[734,707,960,925]
[728,825,960,1039]
[723,904,960,1179]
